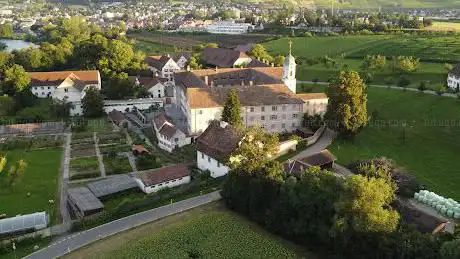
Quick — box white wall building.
[153,112,191,152]
[145,55,181,81]
[206,21,254,34]
[134,165,191,194]
[282,41,297,94]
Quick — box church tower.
[282,40,297,94]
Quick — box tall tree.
[3,64,30,93]
[221,89,243,127]
[325,70,368,135]
[333,175,399,234]
[82,87,105,118]
[248,44,273,63]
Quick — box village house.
[283,149,337,176]
[134,164,191,193]
[29,70,101,116]
[107,110,132,129]
[171,52,192,70]
[447,64,460,91]
[145,55,181,81]
[133,77,168,98]
[200,48,253,68]
[153,112,191,152]
[196,121,242,178]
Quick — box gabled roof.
[449,63,460,77]
[145,55,172,70]
[300,150,336,167]
[187,84,304,109]
[196,121,242,161]
[138,164,190,186]
[108,110,127,125]
[28,70,99,87]
[171,52,192,62]
[247,59,270,68]
[153,112,180,139]
[200,48,251,68]
[133,77,166,89]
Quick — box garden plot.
[103,154,133,175]
[97,132,127,146]
[99,144,130,155]
[71,143,96,158]
[70,156,101,181]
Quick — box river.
[0,39,38,52]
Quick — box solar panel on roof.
[0,212,48,235]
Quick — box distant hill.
[313,0,460,9]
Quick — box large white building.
[447,64,460,91]
[29,70,102,116]
[205,21,254,34]
[145,55,181,81]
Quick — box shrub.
[303,32,313,37]
[398,77,411,88]
[433,83,447,96]
[418,81,428,92]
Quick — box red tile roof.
[28,70,99,87]
[139,164,190,186]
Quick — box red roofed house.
[153,112,191,152]
[134,164,191,193]
[28,70,101,116]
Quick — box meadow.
[264,35,456,87]
[0,148,62,222]
[323,86,460,201]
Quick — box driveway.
[292,128,337,160]
[26,191,222,259]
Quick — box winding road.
[26,191,222,259]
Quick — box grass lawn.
[103,155,133,175]
[0,148,62,222]
[66,202,308,259]
[0,237,52,259]
[328,87,460,200]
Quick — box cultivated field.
[426,21,460,32]
[65,202,311,259]
[0,148,62,222]
[326,86,460,201]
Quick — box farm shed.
[0,212,48,237]
[67,187,104,218]
[87,174,139,199]
[134,164,191,194]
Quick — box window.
[174,138,179,142]
[272,106,278,111]
[217,162,220,167]
[261,116,265,121]
[250,107,254,112]
[282,123,286,128]
[201,153,204,159]
[64,88,68,93]
[271,124,275,129]
[208,157,211,162]
[158,90,161,93]
[47,87,50,89]
[292,114,298,118]
[158,183,163,186]
[261,124,265,129]
[261,107,265,112]
[198,110,203,115]
[270,115,277,120]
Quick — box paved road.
[298,80,458,98]
[292,128,337,160]
[26,191,222,259]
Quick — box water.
[0,39,38,52]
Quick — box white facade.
[206,21,254,35]
[147,82,165,98]
[134,175,191,194]
[149,58,181,81]
[282,53,297,94]
[197,150,230,178]
[156,128,191,152]
[188,104,304,135]
[103,99,164,113]
[303,98,328,116]
[447,73,460,91]
[175,56,189,69]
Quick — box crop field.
[327,87,460,201]
[103,155,133,175]
[69,156,100,180]
[426,21,460,32]
[0,148,62,223]
[65,202,309,259]
[128,31,271,50]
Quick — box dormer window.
[64,88,69,93]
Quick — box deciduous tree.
[3,64,30,93]
[221,89,243,127]
[325,71,368,135]
[82,87,105,118]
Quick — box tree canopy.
[325,70,368,135]
[221,89,243,127]
[82,87,105,118]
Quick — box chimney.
[204,75,209,86]
[186,65,191,71]
[249,80,254,86]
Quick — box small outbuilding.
[87,175,139,199]
[108,110,132,129]
[134,164,191,194]
[284,149,337,176]
[67,187,104,218]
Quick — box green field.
[326,87,460,200]
[0,148,62,222]
[102,209,303,259]
[265,35,454,87]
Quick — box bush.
[398,77,411,88]
[136,153,161,171]
[433,84,447,96]
[418,81,428,92]
[303,32,313,37]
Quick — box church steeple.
[282,40,297,93]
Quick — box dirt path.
[58,133,72,225]
[93,132,106,177]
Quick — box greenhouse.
[0,212,48,236]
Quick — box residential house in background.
[29,70,101,116]
[133,77,167,98]
[447,64,460,91]
[200,48,252,68]
[108,110,132,129]
[145,55,181,81]
[134,164,191,193]
[196,121,242,178]
[205,20,254,34]
[171,52,192,70]
[153,112,191,152]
